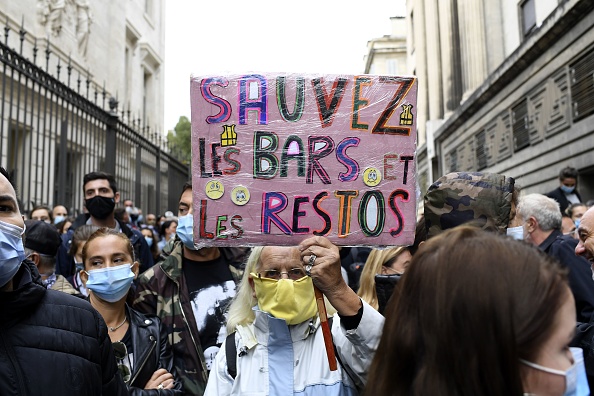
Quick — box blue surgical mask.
[575,219,581,229]
[507,225,524,240]
[144,236,153,247]
[560,185,576,194]
[177,215,197,250]
[521,347,589,396]
[85,264,135,303]
[0,220,26,288]
[54,215,66,224]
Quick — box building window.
[475,130,487,170]
[512,99,530,152]
[410,11,415,55]
[145,0,154,19]
[520,0,536,37]
[386,59,398,75]
[570,46,594,122]
[448,149,458,173]
[143,70,153,125]
[7,121,30,192]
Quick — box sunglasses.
[112,341,131,384]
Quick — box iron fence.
[0,19,188,218]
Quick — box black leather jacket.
[127,305,183,395]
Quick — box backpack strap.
[226,331,237,379]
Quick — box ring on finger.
[157,383,164,390]
[305,254,316,276]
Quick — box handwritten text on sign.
[190,73,418,248]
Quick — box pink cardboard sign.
[190,73,418,248]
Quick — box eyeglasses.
[112,341,131,384]
[258,268,306,280]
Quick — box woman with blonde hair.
[357,246,411,314]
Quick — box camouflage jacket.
[424,171,515,239]
[133,240,245,395]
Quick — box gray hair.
[517,194,562,231]
[24,247,56,270]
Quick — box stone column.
[412,0,429,147]
[424,0,444,120]
[457,0,488,100]
[438,0,463,115]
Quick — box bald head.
[575,206,594,263]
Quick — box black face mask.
[85,196,116,220]
[374,274,402,315]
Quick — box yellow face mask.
[251,273,318,325]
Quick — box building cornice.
[433,0,594,143]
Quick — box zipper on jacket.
[129,336,157,385]
[162,268,209,381]
[176,282,209,380]
[1,330,28,394]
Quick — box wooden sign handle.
[314,286,338,371]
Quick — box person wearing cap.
[0,167,128,395]
[24,219,81,297]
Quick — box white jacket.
[205,300,384,395]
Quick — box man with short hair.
[517,194,594,323]
[576,207,594,266]
[30,205,53,223]
[52,204,68,224]
[133,181,248,395]
[123,198,142,228]
[55,171,153,277]
[0,167,127,395]
[546,166,583,214]
[572,206,594,392]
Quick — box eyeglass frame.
[257,268,307,281]
[112,341,131,384]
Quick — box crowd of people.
[1,165,594,395]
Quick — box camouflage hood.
[424,172,515,239]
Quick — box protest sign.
[190,73,417,248]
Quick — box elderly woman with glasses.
[80,228,182,395]
[204,236,384,396]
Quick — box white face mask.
[507,225,524,240]
[521,347,589,396]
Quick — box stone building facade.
[364,16,408,76]
[407,0,594,202]
[0,0,183,215]
[0,0,165,128]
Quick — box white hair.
[517,194,562,231]
[226,246,263,333]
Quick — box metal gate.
[0,20,188,217]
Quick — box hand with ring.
[299,236,363,317]
[299,236,342,293]
[305,254,316,276]
[144,368,174,390]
